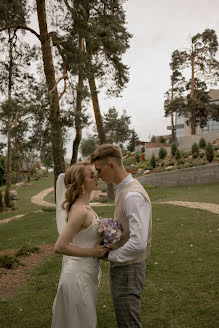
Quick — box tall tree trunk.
[14,114,20,183]
[190,55,196,135]
[6,29,13,191]
[71,36,84,165]
[86,45,114,200]
[86,47,106,145]
[36,0,65,187]
[171,83,175,141]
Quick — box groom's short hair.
[90,144,122,166]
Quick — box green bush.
[175,149,181,160]
[206,143,214,162]
[192,143,199,158]
[171,142,177,156]
[199,137,206,148]
[135,153,140,163]
[4,187,11,208]
[159,147,167,159]
[150,154,156,168]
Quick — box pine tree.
[206,143,214,162]
[127,130,139,152]
[150,154,156,168]
[192,143,199,158]
[170,29,219,134]
[199,137,206,148]
[159,147,167,159]
[171,143,177,156]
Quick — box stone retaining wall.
[137,163,219,187]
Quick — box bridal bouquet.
[96,217,122,247]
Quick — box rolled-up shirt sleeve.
[108,192,150,263]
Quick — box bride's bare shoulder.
[68,201,89,220]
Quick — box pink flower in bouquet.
[96,217,122,247]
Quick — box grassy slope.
[0,175,54,221]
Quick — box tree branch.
[63,0,74,12]
[0,25,40,40]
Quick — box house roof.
[209,89,219,101]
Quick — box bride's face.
[83,165,99,193]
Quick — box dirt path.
[31,187,55,207]
[157,201,219,215]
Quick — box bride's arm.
[54,207,107,258]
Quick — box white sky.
[97,0,219,142]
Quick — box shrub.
[0,255,22,269]
[175,149,181,160]
[141,146,145,153]
[206,143,214,162]
[192,143,199,158]
[159,136,165,143]
[0,190,4,211]
[159,147,167,159]
[199,137,206,148]
[16,245,40,257]
[4,187,11,208]
[150,154,156,168]
[135,153,140,163]
[171,142,177,156]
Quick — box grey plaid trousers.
[110,261,146,328]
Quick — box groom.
[90,144,152,328]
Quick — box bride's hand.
[92,242,108,258]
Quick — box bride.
[51,161,108,328]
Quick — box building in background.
[167,89,219,140]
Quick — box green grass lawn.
[0,179,218,327]
[147,182,219,204]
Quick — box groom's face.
[94,160,114,184]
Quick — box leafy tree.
[0,0,66,186]
[192,143,199,158]
[171,29,219,134]
[127,130,139,152]
[150,154,156,168]
[159,147,167,159]
[199,137,206,148]
[102,107,131,146]
[80,137,97,158]
[171,142,177,156]
[206,142,214,162]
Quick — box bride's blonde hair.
[62,161,91,217]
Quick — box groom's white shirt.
[108,174,150,263]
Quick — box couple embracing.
[51,144,152,328]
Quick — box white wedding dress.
[51,174,101,328]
